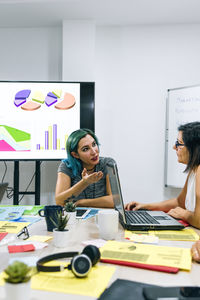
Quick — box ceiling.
[0,0,200,28]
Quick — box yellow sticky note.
[31,262,115,298]
[0,272,5,286]
[28,235,52,243]
[151,229,200,241]
[100,240,192,271]
[125,228,199,242]
[0,221,30,233]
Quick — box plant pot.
[5,280,31,300]
[53,228,71,248]
[67,211,77,225]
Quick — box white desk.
[0,217,199,299]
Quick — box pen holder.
[38,205,63,232]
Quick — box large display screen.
[0,81,94,160]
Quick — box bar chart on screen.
[36,124,68,151]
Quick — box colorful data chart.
[21,101,41,111]
[52,89,62,98]
[14,89,31,107]
[36,124,67,150]
[0,125,31,151]
[55,93,76,110]
[32,91,45,104]
[45,95,57,107]
[0,206,25,221]
[14,89,76,110]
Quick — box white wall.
[1,23,200,205]
[95,24,200,204]
[62,20,95,81]
[0,27,62,205]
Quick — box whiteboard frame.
[165,83,200,188]
[164,94,169,187]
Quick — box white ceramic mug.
[97,210,119,240]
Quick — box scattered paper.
[32,261,115,298]
[0,206,25,221]
[82,239,107,248]
[0,233,17,246]
[28,235,53,243]
[14,217,41,225]
[0,233,8,241]
[9,240,48,250]
[100,240,192,271]
[0,221,30,233]
[8,244,35,253]
[128,233,159,244]
[125,228,199,241]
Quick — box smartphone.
[143,286,200,300]
[76,209,91,219]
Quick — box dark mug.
[38,205,63,232]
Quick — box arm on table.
[55,172,89,206]
[125,198,179,212]
[125,174,189,212]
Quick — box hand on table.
[191,240,200,262]
[167,207,186,219]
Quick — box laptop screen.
[107,163,127,223]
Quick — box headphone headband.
[37,251,79,272]
[36,245,100,277]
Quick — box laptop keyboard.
[125,211,159,224]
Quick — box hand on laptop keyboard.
[125,201,147,211]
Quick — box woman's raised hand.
[82,168,103,184]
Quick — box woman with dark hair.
[55,128,115,207]
[125,121,200,229]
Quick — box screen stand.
[13,161,41,205]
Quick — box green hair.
[63,128,99,176]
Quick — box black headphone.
[36,245,101,278]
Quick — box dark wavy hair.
[178,122,200,172]
[62,128,99,176]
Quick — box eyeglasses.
[17,226,29,240]
[175,140,185,149]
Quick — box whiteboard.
[165,84,200,187]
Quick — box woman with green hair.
[55,128,115,207]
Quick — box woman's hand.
[82,168,103,184]
[191,240,200,262]
[167,206,186,219]
[125,201,147,211]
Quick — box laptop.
[107,163,184,231]
[0,182,8,202]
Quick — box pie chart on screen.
[55,93,76,110]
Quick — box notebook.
[0,182,8,202]
[106,163,184,231]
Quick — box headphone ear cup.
[82,245,100,266]
[70,254,92,278]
